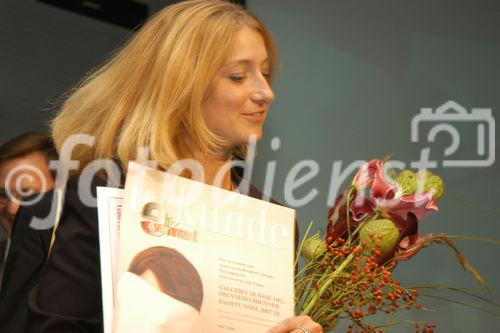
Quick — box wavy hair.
[51,0,278,173]
[128,246,203,312]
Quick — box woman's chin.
[242,130,263,143]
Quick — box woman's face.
[202,26,275,148]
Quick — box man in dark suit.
[0,132,57,332]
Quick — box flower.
[380,192,438,220]
[297,157,493,332]
[395,233,433,261]
[366,160,439,219]
[326,190,376,242]
[327,160,441,260]
[371,163,398,199]
[352,159,381,189]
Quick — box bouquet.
[295,158,496,332]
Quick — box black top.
[1,173,297,333]
[27,175,107,333]
[0,193,53,333]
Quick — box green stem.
[300,265,333,312]
[437,235,500,245]
[346,186,355,243]
[407,284,500,308]
[420,294,500,316]
[376,318,430,329]
[301,250,358,315]
[295,221,315,268]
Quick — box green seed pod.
[416,170,444,199]
[301,233,327,261]
[395,170,417,196]
[359,219,400,255]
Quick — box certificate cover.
[112,162,296,333]
[96,187,124,333]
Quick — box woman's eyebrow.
[224,58,270,66]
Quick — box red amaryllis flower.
[388,212,418,240]
[395,233,433,261]
[366,159,438,219]
[370,162,397,199]
[326,191,375,242]
[352,159,381,190]
[326,159,440,250]
[379,192,438,220]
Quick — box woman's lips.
[242,111,266,122]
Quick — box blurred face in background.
[0,151,54,234]
[201,26,275,150]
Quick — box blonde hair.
[52,0,278,173]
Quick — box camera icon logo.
[411,100,495,167]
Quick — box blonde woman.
[26,1,322,332]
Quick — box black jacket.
[0,173,296,333]
[26,175,107,333]
[0,193,53,333]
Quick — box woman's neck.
[188,148,234,192]
[182,135,235,191]
[202,158,234,191]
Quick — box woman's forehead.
[224,27,269,66]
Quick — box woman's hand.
[267,315,323,333]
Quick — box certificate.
[98,162,296,333]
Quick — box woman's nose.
[250,77,274,107]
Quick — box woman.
[27,1,322,332]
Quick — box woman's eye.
[229,75,245,83]
[262,73,271,81]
